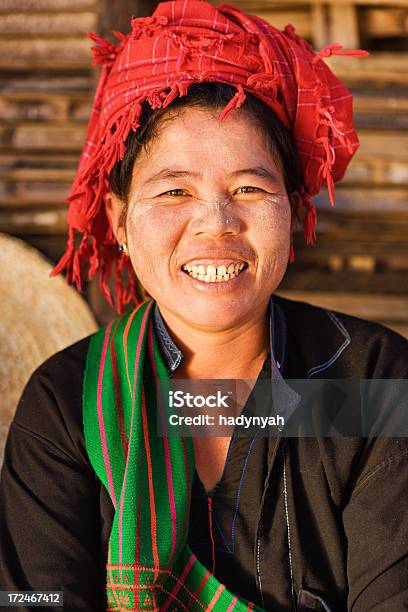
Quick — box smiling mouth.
[181,261,248,283]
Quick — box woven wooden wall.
[0,0,407,335]
[0,0,97,264]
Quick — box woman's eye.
[160,189,186,197]
[235,186,262,194]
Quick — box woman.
[1,2,407,611]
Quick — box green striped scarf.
[83,300,263,611]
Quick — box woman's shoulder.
[10,333,95,470]
[33,332,93,379]
[19,331,93,404]
[274,294,408,378]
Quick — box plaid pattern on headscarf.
[51,0,367,313]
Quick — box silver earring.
[118,243,128,255]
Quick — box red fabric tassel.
[88,33,118,67]
[162,81,189,108]
[316,136,336,207]
[246,72,279,97]
[283,23,313,53]
[326,172,335,207]
[313,43,369,65]
[301,190,318,246]
[219,85,246,121]
[131,15,168,40]
[49,225,75,279]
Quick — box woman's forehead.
[133,107,280,170]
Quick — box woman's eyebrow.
[142,165,280,187]
[230,166,281,182]
[143,169,200,186]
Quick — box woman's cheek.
[127,204,168,253]
[126,204,181,287]
[248,200,291,280]
[246,199,291,246]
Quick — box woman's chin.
[171,295,257,333]
[182,311,248,333]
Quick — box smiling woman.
[1,2,407,612]
[106,87,296,341]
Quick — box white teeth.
[183,261,247,282]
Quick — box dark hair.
[109,82,302,212]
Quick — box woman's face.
[115,107,292,331]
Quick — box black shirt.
[1,295,408,612]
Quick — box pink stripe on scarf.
[97,320,117,507]
[110,319,128,458]
[118,301,154,578]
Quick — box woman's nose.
[189,197,241,237]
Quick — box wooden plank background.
[0,0,407,337]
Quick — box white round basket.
[0,233,98,466]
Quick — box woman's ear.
[105,192,127,245]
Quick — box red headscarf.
[51,0,367,313]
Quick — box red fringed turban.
[51,0,368,313]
